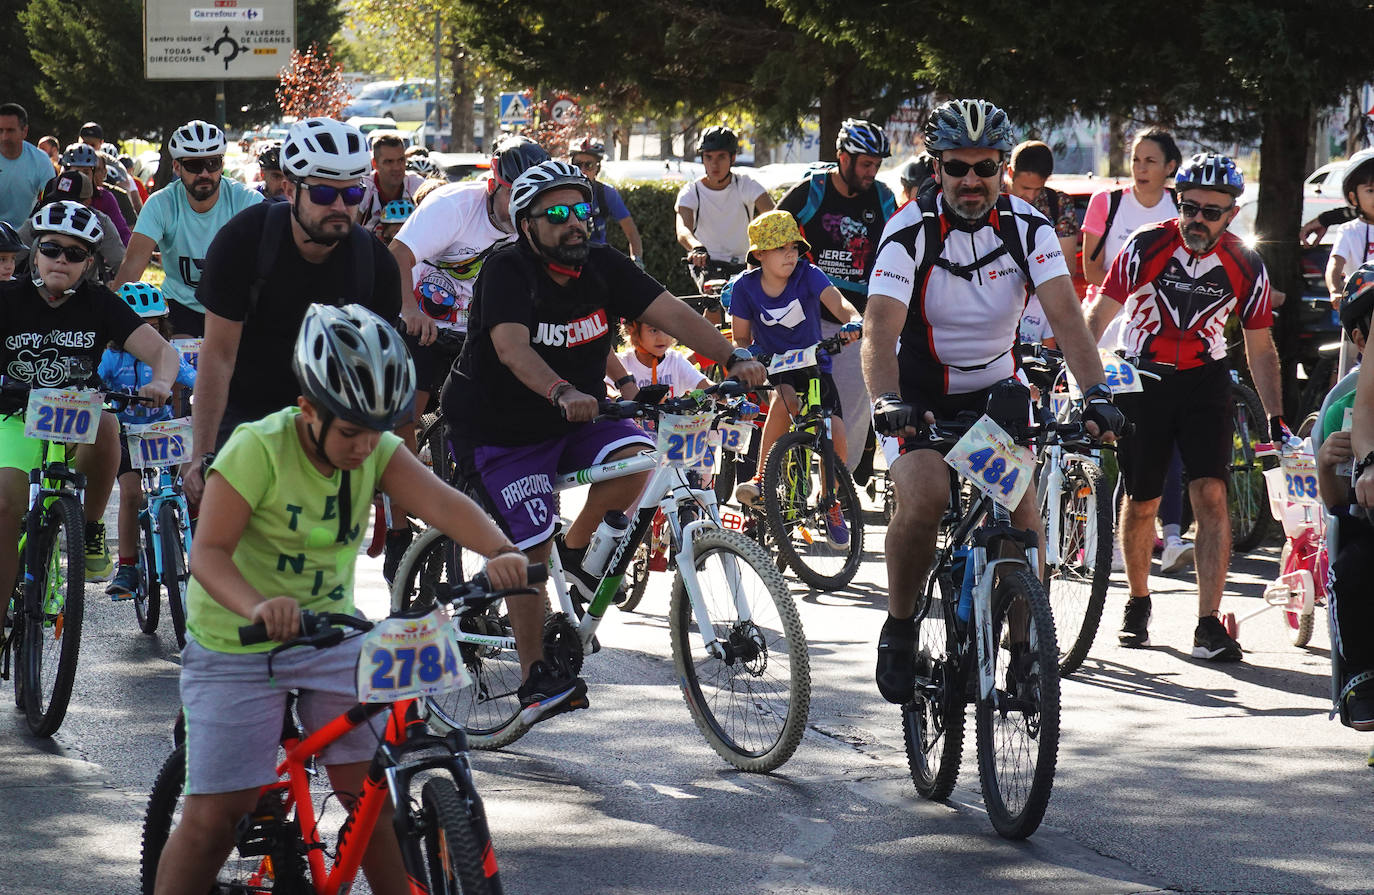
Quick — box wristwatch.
[724,348,754,372]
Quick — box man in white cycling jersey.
[114,120,263,337]
[862,99,1124,704]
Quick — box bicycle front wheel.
[392,526,527,750]
[904,568,966,800]
[1229,381,1274,552]
[159,502,189,649]
[21,495,84,737]
[762,429,863,590]
[975,567,1061,840]
[669,527,810,772]
[417,777,495,895]
[1043,460,1112,676]
[134,512,160,635]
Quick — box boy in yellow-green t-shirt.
[153,304,527,895]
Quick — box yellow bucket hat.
[748,210,811,255]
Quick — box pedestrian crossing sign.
[499,92,532,125]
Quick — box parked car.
[341,80,436,122]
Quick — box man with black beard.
[778,118,898,477]
[1086,153,1281,662]
[114,120,263,337]
[185,118,400,503]
[863,99,1122,704]
[441,161,768,731]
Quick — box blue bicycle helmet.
[836,118,891,158]
[118,281,168,318]
[1175,153,1244,197]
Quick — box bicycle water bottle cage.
[985,378,1033,441]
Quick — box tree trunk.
[1254,106,1312,419]
[449,44,474,153]
[1107,114,1128,178]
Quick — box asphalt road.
[1,496,1369,895]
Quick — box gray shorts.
[180,636,385,795]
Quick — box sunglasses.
[531,202,592,224]
[304,183,367,206]
[940,158,1002,178]
[180,157,224,174]
[1178,201,1234,223]
[35,241,92,263]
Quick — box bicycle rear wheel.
[159,502,189,649]
[762,429,863,590]
[1043,460,1112,676]
[904,569,966,800]
[21,495,84,737]
[392,526,527,749]
[417,777,494,895]
[1229,381,1274,552]
[669,527,810,772]
[134,512,160,635]
[975,567,1061,840]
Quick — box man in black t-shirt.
[186,118,399,503]
[777,118,898,476]
[444,160,766,731]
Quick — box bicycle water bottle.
[582,510,631,577]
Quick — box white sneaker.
[1160,538,1195,574]
[1111,540,1125,573]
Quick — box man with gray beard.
[862,99,1122,704]
[1086,153,1282,662]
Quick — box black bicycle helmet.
[696,125,739,156]
[923,99,1016,155]
[490,135,551,187]
[0,221,24,254]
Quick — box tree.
[277,45,350,120]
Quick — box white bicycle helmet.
[280,118,371,181]
[31,200,103,247]
[292,303,416,430]
[508,160,592,225]
[168,120,226,159]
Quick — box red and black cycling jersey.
[1102,219,1271,370]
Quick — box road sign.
[499,92,531,126]
[144,0,296,80]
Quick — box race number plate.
[172,338,204,370]
[717,418,752,454]
[356,609,470,703]
[657,412,713,467]
[126,417,193,470]
[1280,445,1320,506]
[24,388,102,445]
[767,345,818,374]
[945,415,1036,511]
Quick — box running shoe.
[517,660,589,727]
[1160,538,1195,575]
[1118,595,1152,648]
[824,503,849,548]
[84,521,113,582]
[106,564,139,601]
[1192,615,1243,661]
[875,614,918,704]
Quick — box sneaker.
[1345,682,1374,732]
[106,564,139,601]
[516,660,589,727]
[1160,538,1195,575]
[381,528,413,585]
[1118,595,1152,647]
[1111,540,1125,573]
[84,521,113,582]
[824,503,849,548]
[875,614,918,704]
[735,479,762,506]
[1192,615,1243,661]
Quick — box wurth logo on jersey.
[533,309,610,348]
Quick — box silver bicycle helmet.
[168,120,226,159]
[60,143,99,168]
[923,99,1016,155]
[280,118,371,181]
[31,200,103,247]
[292,303,416,430]
[508,160,593,225]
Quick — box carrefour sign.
[144,0,296,80]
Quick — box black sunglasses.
[940,158,1002,178]
[180,157,224,174]
[304,183,367,207]
[1178,200,1234,223]
[35,241,92,263]
[532,202,592,224]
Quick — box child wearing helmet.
[98,281,199,598]
[152,303,528,895]
[728,210,862,547]
[1325,149,1374,309]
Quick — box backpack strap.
[795,172,829,227]
[248,202,292,317]
[1088,188,1126,263]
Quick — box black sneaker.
[1192,615,1242,661]
[382,528,413,585]
[875,614,918,704]
[516,659,589,727]
[1118,595,1152,648]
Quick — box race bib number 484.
[945,415,1035,511]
